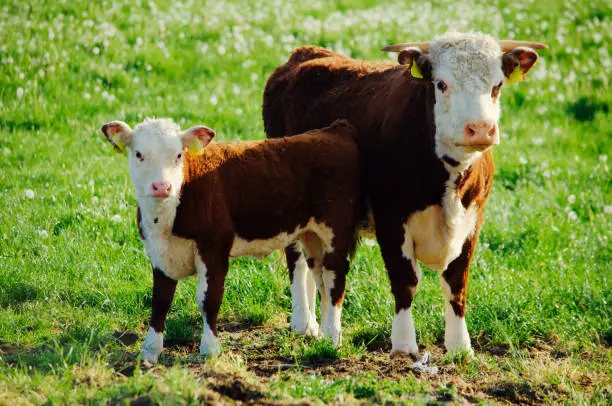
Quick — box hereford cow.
[263,32,547,356]
[101,118,361,362]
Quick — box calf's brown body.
[145,120,361,357]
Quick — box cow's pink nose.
[151,182,172,197]
[462,120,498,150]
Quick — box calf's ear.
[502,47,539,84]
[181,125,215,155]
[101,121,133,153]
[398,47,432,80]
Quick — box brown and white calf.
[101,118,361,362]
[263,32,547,356]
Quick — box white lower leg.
[196,255,220,356]
[290,253,319,336]
[306,267,318,330]
[391,308,418,355]
[321,269,342,346]
[141,327,164,363]
[444,302,472,354]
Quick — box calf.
[101,118,361,362]
[263,32,547,356]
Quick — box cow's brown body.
[263,46,495,353]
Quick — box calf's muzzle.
[151,182,172,198]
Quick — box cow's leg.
[320,252,349,347]
[195,250,229,356]
[286,244,319,336]
[141,268,178,363]
[375,213,421,356]
[441,234,478,354]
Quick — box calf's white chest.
[139,200,196,280]
[403,191,479,271]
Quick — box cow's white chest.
[139,199,196,280]
[403,191,478,271]
[230,218,334,259]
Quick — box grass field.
[0,0,610,404]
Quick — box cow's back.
[263,46,397,145]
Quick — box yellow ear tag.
[188,138,204,155]
[411,61,423,79]
[504,65,525,85]
[111,134,126,153]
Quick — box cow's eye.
[177,153,182,159]
[135,151,144,161]
[491,82,503,100]
[436,80,448,93]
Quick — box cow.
[262,32,547,356]
[101,118,361,362]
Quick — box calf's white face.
[101,118,214,200]
[395,32,541,167]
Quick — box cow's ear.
[398,47,432,80]
[502,47,539,85]
[181,125,215,155]
[101,121,133,153]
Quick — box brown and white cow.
[263,32,546,356]
[101,118,361,362]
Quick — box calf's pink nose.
[463,120,498,150]
[151,182,172,197]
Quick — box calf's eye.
[177,153,182,159]
[135,151,144,161]
[436,80,448,93]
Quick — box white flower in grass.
[567,211,578,221]
[92,46,100,55]
[16,87,24,99]
[605,205,612,214]
[600,155,608,163]
[24,189,35,198]
[209,95,218,106]
[92,196,99,204]
[39,230,49,238]
[111,214,122,223]
[519,156,527,165]
[532,137,544,145]
[567,195,576,204]
[3,148,9,154]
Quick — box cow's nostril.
[488,126,496,136]
[152,184,158,191]
[467,126,475,136]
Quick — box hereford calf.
[101,118,360,363]
[263,32,547,356]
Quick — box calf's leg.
[141,268,178,363]
[195,249,229,356]
[286,244,319,336]
[320,252,349,347]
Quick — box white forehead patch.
[132,118,182,151]
[428,32,503,86]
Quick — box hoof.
[291,312,320,337]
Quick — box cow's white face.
[429,34,504,165]
[101,118,214,201]
[394,32,541,168]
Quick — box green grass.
[0,0,610,404]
